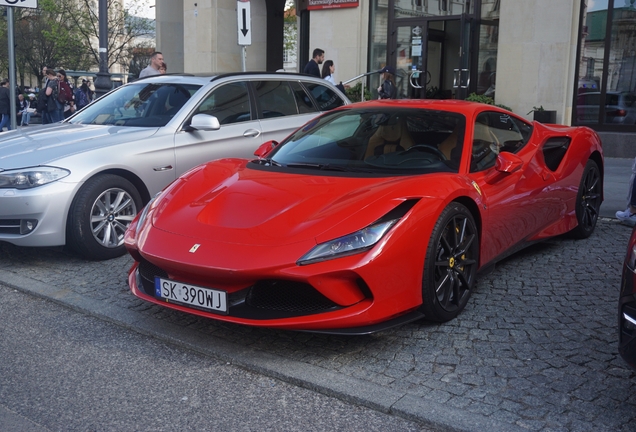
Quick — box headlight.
[0,167,70,189]
[136,192,163,230]
[297,219,398,266]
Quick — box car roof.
[131,71,337,86]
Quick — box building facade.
[154,0,636,157]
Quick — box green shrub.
[466,92,512,112]
[345,82,372,102]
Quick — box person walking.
[44,68,64,123]
[377,66,397,99]
[0,80,11,131]
[617,158,636,225]
[321,60,346,93]
[74,81,91,110]
[160,62,167,74]
[139,52,164,78]
[57,69,75,119]
[37,66,52,124]
[303,48,324,78]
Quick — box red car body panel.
[125,100,604,332]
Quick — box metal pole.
[242,46,246,72]
[7,7,16,129]
[93,0,111,99]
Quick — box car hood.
[151,159,439,247]
[0,123,158,169]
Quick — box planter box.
[533,110,557,123]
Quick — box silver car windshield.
[69,83,201,127]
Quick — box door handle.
[243,129,261,138]
[409,70,423,89]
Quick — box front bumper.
[619,263,636,370]
[0,180,77,247]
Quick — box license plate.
[155,277,228,314]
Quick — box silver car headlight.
[0,167,70,189]
[297,219,398,266]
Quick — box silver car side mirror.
[190,114,221,131]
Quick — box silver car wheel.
[90,187,138,248]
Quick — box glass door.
[392,15,473,99]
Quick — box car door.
[173,81,263,175]
[466,111,553,264]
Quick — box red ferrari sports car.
[125,100,603,334]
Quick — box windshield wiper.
[286,162,354,172]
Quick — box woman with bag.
[57,69,75,119]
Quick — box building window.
[575,0,636,129]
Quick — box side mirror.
[189,114,221,131]
[254,140,279,158]
[495,152,523,174]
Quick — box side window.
[302,82,346,111]
[253,81,299,118]
[194,82,251,125]
[290,81,317,114]
[471,112,531,172]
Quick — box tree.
[0,0,93,86]
[62,0,155,71]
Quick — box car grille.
[246,280,339,314]
[136,258,341,319]
[0,219,21,235]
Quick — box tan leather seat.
[365,119,414,158]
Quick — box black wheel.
[569,159,602,239]
[67,174,142,260]
[421,203,479,322]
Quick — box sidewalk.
[602,157,632,218]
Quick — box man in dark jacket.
[303,48,325,78]
[0,80,11,131]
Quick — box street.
[0,283,428,431]
[0,158,635,431]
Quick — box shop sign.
[308,0,359,10]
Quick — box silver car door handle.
[153,165,173,171]
[243,129,261,138]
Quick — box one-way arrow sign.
[0,0,38,8]
[237,0,251,46]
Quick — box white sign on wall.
[0,0,38,8]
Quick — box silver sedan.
[0,73,349,259]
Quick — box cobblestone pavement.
[1,218,635,431]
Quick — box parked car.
[0,72,349,260]
[619,226,636,370]
[576,91,636,124]
[125,100,604,334]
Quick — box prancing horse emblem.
[189,244,201,253]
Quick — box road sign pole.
[7,6,16,130]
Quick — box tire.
[67,174,142,260]
[569,159,602,239]
[421,202,479,322]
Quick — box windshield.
[265,108,465,174]
[69,83,201,127]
